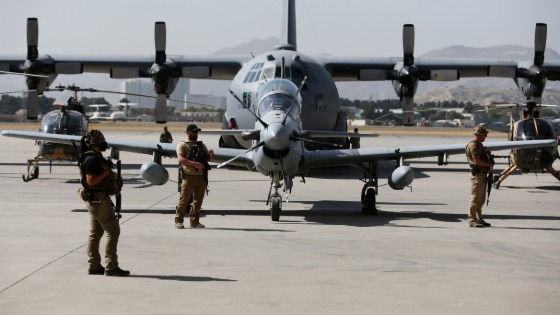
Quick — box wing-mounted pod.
[515,23,550,103]
[139,151,169,185]
[388,24,458,126]
[387,156,414,190]
[12,18,82,119]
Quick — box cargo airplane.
[1,0,559,220]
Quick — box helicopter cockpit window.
[257,79,302,118]
[515,119,555,140]
[40,111,86,135]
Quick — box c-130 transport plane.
[2,0,559,220]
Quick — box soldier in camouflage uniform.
[465,125,493,228]
[175,124,214,229]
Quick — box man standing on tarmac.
[465,125,494,228]
[78,129,130,276]
[175,124,214,229]
[160,126,173,143]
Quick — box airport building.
[119,79,226,110]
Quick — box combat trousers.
[86,191,120,270]
[468,173,487,221]
[176,175,206,226]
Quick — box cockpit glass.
[515,119,555,140]
[40,111,86,135]
[257,79,301,118]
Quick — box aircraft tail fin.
[278,0,297,51]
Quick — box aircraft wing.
[1,130,252,167]
[0,54,250,80]
[304,139,557,168]
[4,130,555,170]
[321,57,560,81]
[200,129,379,138]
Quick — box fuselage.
[222,49,343,149]
[38,109,88,161]
[511,117,559,171]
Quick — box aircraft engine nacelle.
[388,166,414,190]
[140,161,169,185]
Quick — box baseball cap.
[186,124,201,132]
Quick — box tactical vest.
[179,141,210,178]
[466,140,491,173]
[79,151,119,195]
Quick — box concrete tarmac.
[0,128,559,314]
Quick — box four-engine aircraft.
[1,0,559,220]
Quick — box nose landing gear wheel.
[270,196,281,221]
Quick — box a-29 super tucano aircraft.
[1,0,559,221]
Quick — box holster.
[470,166,480,175]
[78,187,95,203]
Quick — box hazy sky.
[1,0,559,98]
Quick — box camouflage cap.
[473,124,489,135]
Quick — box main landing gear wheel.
[361,187,377,215]
[270,196,282,221]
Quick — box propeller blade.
[155,95,167,124]
[0,71,47,78]
[217,141,264,168]
[290,135,343,148]
[534,23,547,67]
[155,21,166,65]
[403,24,414,67]
[26,90,39,120]
[534,23,547,54]
[402,97,415,126]
[228,89,269,128]
[27,18,38,60]
[282,76,307,125]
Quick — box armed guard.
[77,129,129,276]
[465,125,494,228]
[175,124,214,229]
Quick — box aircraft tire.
[32,162,39,179]
[362,188,377,215]
[270,197,281,221]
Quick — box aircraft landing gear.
[22,159,41,182]
[270,194,282,221]
[267,172,284,221]
[360,161,378,215]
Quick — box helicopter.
[484,101,560,188]
[19,85,90,181]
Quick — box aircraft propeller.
[18,18,82,120]
[150,21,181,124]
[515,23,550,103]
[388,24,459,126]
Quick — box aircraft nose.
[263,123,290,151]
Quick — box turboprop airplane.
[1,0,559,220]
[2,79,557,220]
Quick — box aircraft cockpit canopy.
[40,110,88,135]
[514,118,556,141]
[257,79,301,119]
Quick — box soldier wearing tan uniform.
[465,125,493,228]
[175,124,214,229]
